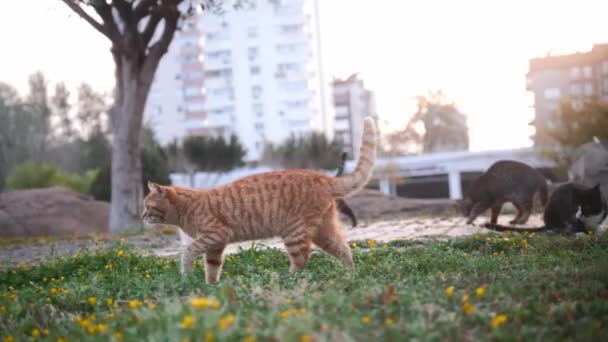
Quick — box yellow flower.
[3,336,14,342]
[107,298,113,306]
[88,297,97,305]
[280,310,290,319]
[300,336,314,342]
[219,314,236,330]
[42,329,50,336]
[117,250,124,257]
[32,328,41,338]
[461,293,469,303]
[180,315,196,329]
[120,238,126,244]
[190,297,220,310]
[444,286,454,297]
[351,243,357,248]
[361,316,371,324]
[521,239,528,248]
[148,302,157,310]
[112,332,124,341]
[475,287,486,298]
[205,331,214,342]
[50,288,58,295]
[129,300,141,309]
[242,337,256,342]
[0,306,5,313]
[57,337,68,342]
[106,312,115,319]
[105,264,113,271]
[87,325,97,335]
[491,313,508,329]
[385,317,394,326]
[97,324,108,333]
[463,302,475,315]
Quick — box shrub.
[5,162,98,194]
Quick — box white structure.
[144,13,206,144]
[332,73,376,160]
[196,0,333,161]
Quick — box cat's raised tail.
[331,117,377,197]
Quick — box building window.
[250,66,261,75]
[284,100,308,109]
[254,122,264,130]
[205,30,230,41]
[252,85,263,99]
[570,67,581,80]
[184,87,204,97]
[248,47,258,61]
[186,102,204,112]
[247,26,258,38]
[281,80,308,92]
[543,87,561,100]
[209,87,233,98]
[583,66,593,79]
[569,83,583,96]
[183,71,204,80]
[584,83,593,96]
[278,24,303,34]
[206,50,231,62]
[255,141,263,150]
[205,69,232,79]
[276,43,306,54]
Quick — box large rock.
[344,189,455,219]
[0,187,109,238]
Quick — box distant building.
[143,13,205,145]
[332,73,376,160]
[146,0,334,161]
[527,44,608,145]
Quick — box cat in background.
[484,182,607,234]
[142,117,377,284]
[335,152,357,227]
[457,160,548,225]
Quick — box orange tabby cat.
[142,117,377,284]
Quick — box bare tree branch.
[141,12,163,48]
[134,0,159,19]
[60,0,107,38]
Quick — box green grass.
[1,232,608,341]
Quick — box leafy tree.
[535,99,608,172]
[50,82,74,141]
[183,134,246,173]
[76,83,109,138]
[261,132,343,170]
[59,0,228,231]
[24,72,52,161]
[387,91,469,154]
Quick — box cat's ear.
[148,181,166,198]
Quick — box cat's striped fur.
[142,117,377,284]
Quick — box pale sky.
[1,0,607,151]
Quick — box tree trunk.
[108,57,154,232]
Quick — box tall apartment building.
[332,73,376,160]
[527,44,608,145]
[144,13,206,145]
[145,0,334,161]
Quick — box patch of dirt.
[0,187,109,238]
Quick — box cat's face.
[580,185,605,217]
[141,182,176,226]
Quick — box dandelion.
[461,293,469,303]
[129,300,141,309]
[32,329,41,338]
[42,329,50,336]
[97,324,108,333]
[300,336,314,342]
[242,336,256,342]
[106,312,115,319]
[117,250,124,257]
[491,313,508,329]
[180,315,196,329]
[351,243,357,248]
[444,286,454,297]
[0,306,5,313]
[205,331,214,342]
[385,317,394,326]
[463,302,475,315]
[87,325,98,335]
[280,311,290,319]
[521,239,528,248]
[475,287,486,298]
[361,316,371,324]
[57,337,68,342]
[105,264,113,271]
[190,297,220,310]
[88,297,97,305]
[112,331,124,341]
[219,314,236,330]
[3,336,14,342]
[107,298,113,306]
